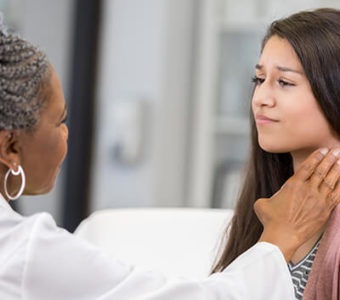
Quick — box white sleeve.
[23,214,295,300]
[137,242,295,300]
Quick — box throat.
[290,229,323,265]
[291,149,314,172]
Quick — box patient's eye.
[278,79,295,87]
[252,76,265,85]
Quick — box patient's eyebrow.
[255,64,303,74]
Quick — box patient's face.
[252,35,339,155]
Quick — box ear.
[0,131,21,171]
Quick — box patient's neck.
[291,149,315,172]
[289,149,325,264]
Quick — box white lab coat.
[0,195,295,300]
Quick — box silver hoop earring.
[4,165,26,200]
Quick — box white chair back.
[75,208,233,279]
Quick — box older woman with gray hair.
[0,26,337,300]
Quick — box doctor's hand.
[254,148,340,262]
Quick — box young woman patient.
[212,8,340,300]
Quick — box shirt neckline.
[288,236,322,271]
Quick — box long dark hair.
[212,8,340,272]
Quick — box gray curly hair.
[0,30,50,131]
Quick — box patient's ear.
[0,131,21,170]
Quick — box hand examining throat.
[254,148,340,262]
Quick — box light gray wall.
[90,0,196,210]
[153,0,197,207]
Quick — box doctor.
[0,30,339,300]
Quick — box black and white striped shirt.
[288,238,321,300]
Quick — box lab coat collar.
[0,193,12,210]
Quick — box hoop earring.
[4,165,26,200]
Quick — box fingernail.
[332,149,340,156]
[337,159,340,165]
[320,148,329,155]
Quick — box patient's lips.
[255,114,279,125]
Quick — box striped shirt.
[288,238,321,300]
